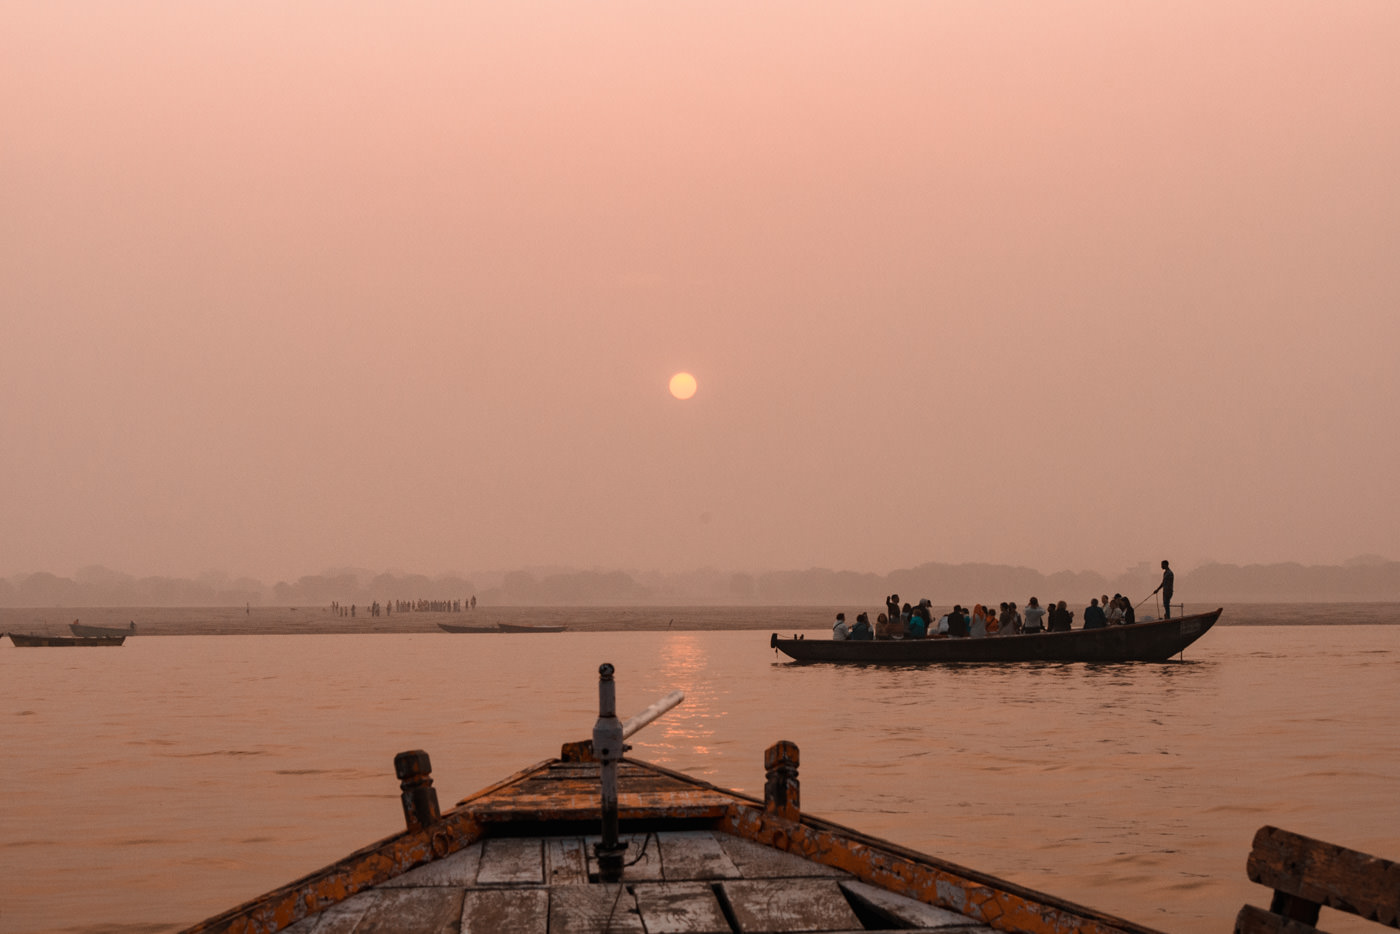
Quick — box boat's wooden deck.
[280,828,994,934]
[186,754,1157,934]
[463,761,736,823]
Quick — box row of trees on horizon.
[1,557,1397,607]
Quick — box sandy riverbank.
[0,605,840,637]
[2,602,1395,637]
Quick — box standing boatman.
[1151,560,1175,618]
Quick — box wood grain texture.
[477,837,544,885]
[633,883,733,933]
[461,889,548,934]
[1235,903,1336,934]
[1246,826,1400,927]
[721,878,864,932]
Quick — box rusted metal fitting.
[594,663,627,882]
[394,749,441,833]
[764,740,800,821]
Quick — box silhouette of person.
[1152,560,1174,618]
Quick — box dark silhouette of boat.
[771,608,1221,663]
[436,622,495,634]
[437,622,566,634]
[6,632,127,647]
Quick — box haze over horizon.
[5,4,1398,586]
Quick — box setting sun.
[668,372,698,400]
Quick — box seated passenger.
[1107,594,1126,624]
[1022,597,1046,633]
[1048,600,1075,632]
[1083,598,1107,629]
[832,613,850,640]
[874,612,899,640]
[947,604,970,637]
[969,604,989,638]
[850,612,874,640]
[907,606,929,639]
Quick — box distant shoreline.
[1,602,1397,637]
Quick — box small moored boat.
[7,632,127,647]
[496,622,566,633]
[436,622,495,634]
[772,608,1222,664]
[70,620,137,638]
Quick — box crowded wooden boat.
[773,609,1222,664]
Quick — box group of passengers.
[831,592,1141,640]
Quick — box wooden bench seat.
[1235,826,1399,934]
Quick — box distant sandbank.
[2,602,1397,638]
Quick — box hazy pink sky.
[4,3,1398,582]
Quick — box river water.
[2,615,1398,934]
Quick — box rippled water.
[2,621,1398,934]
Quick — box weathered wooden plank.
[546,836,589,885]
[477,837,544,885]
[721,803,1162,934]
[1235,903,1336,934]
[549,884,647,934]
[468,789,731,822]
[716,833,848,879]
[632,882,733,933]
[584,833,664,881]
[658,831,742,881]
[1246,826,1400,928]
[279,891,379,934]
[352,887,463,934]
[461,889,549,934]
[721,878,864,932]
[381,841,483,888]
[842,879,993,930]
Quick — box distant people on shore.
[331,599,471,617]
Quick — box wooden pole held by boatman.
[593,663,627,882]
[394,749,440,833]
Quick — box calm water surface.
[2,621,1398,934]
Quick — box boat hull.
[70,622,135,638]
[7,632,127,647]
[436,623,494,634]
[771,608,1221,664]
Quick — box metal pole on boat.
[593,663,627,882]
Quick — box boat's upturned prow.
[772,608,1222,664]
[179,667,1169,934]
